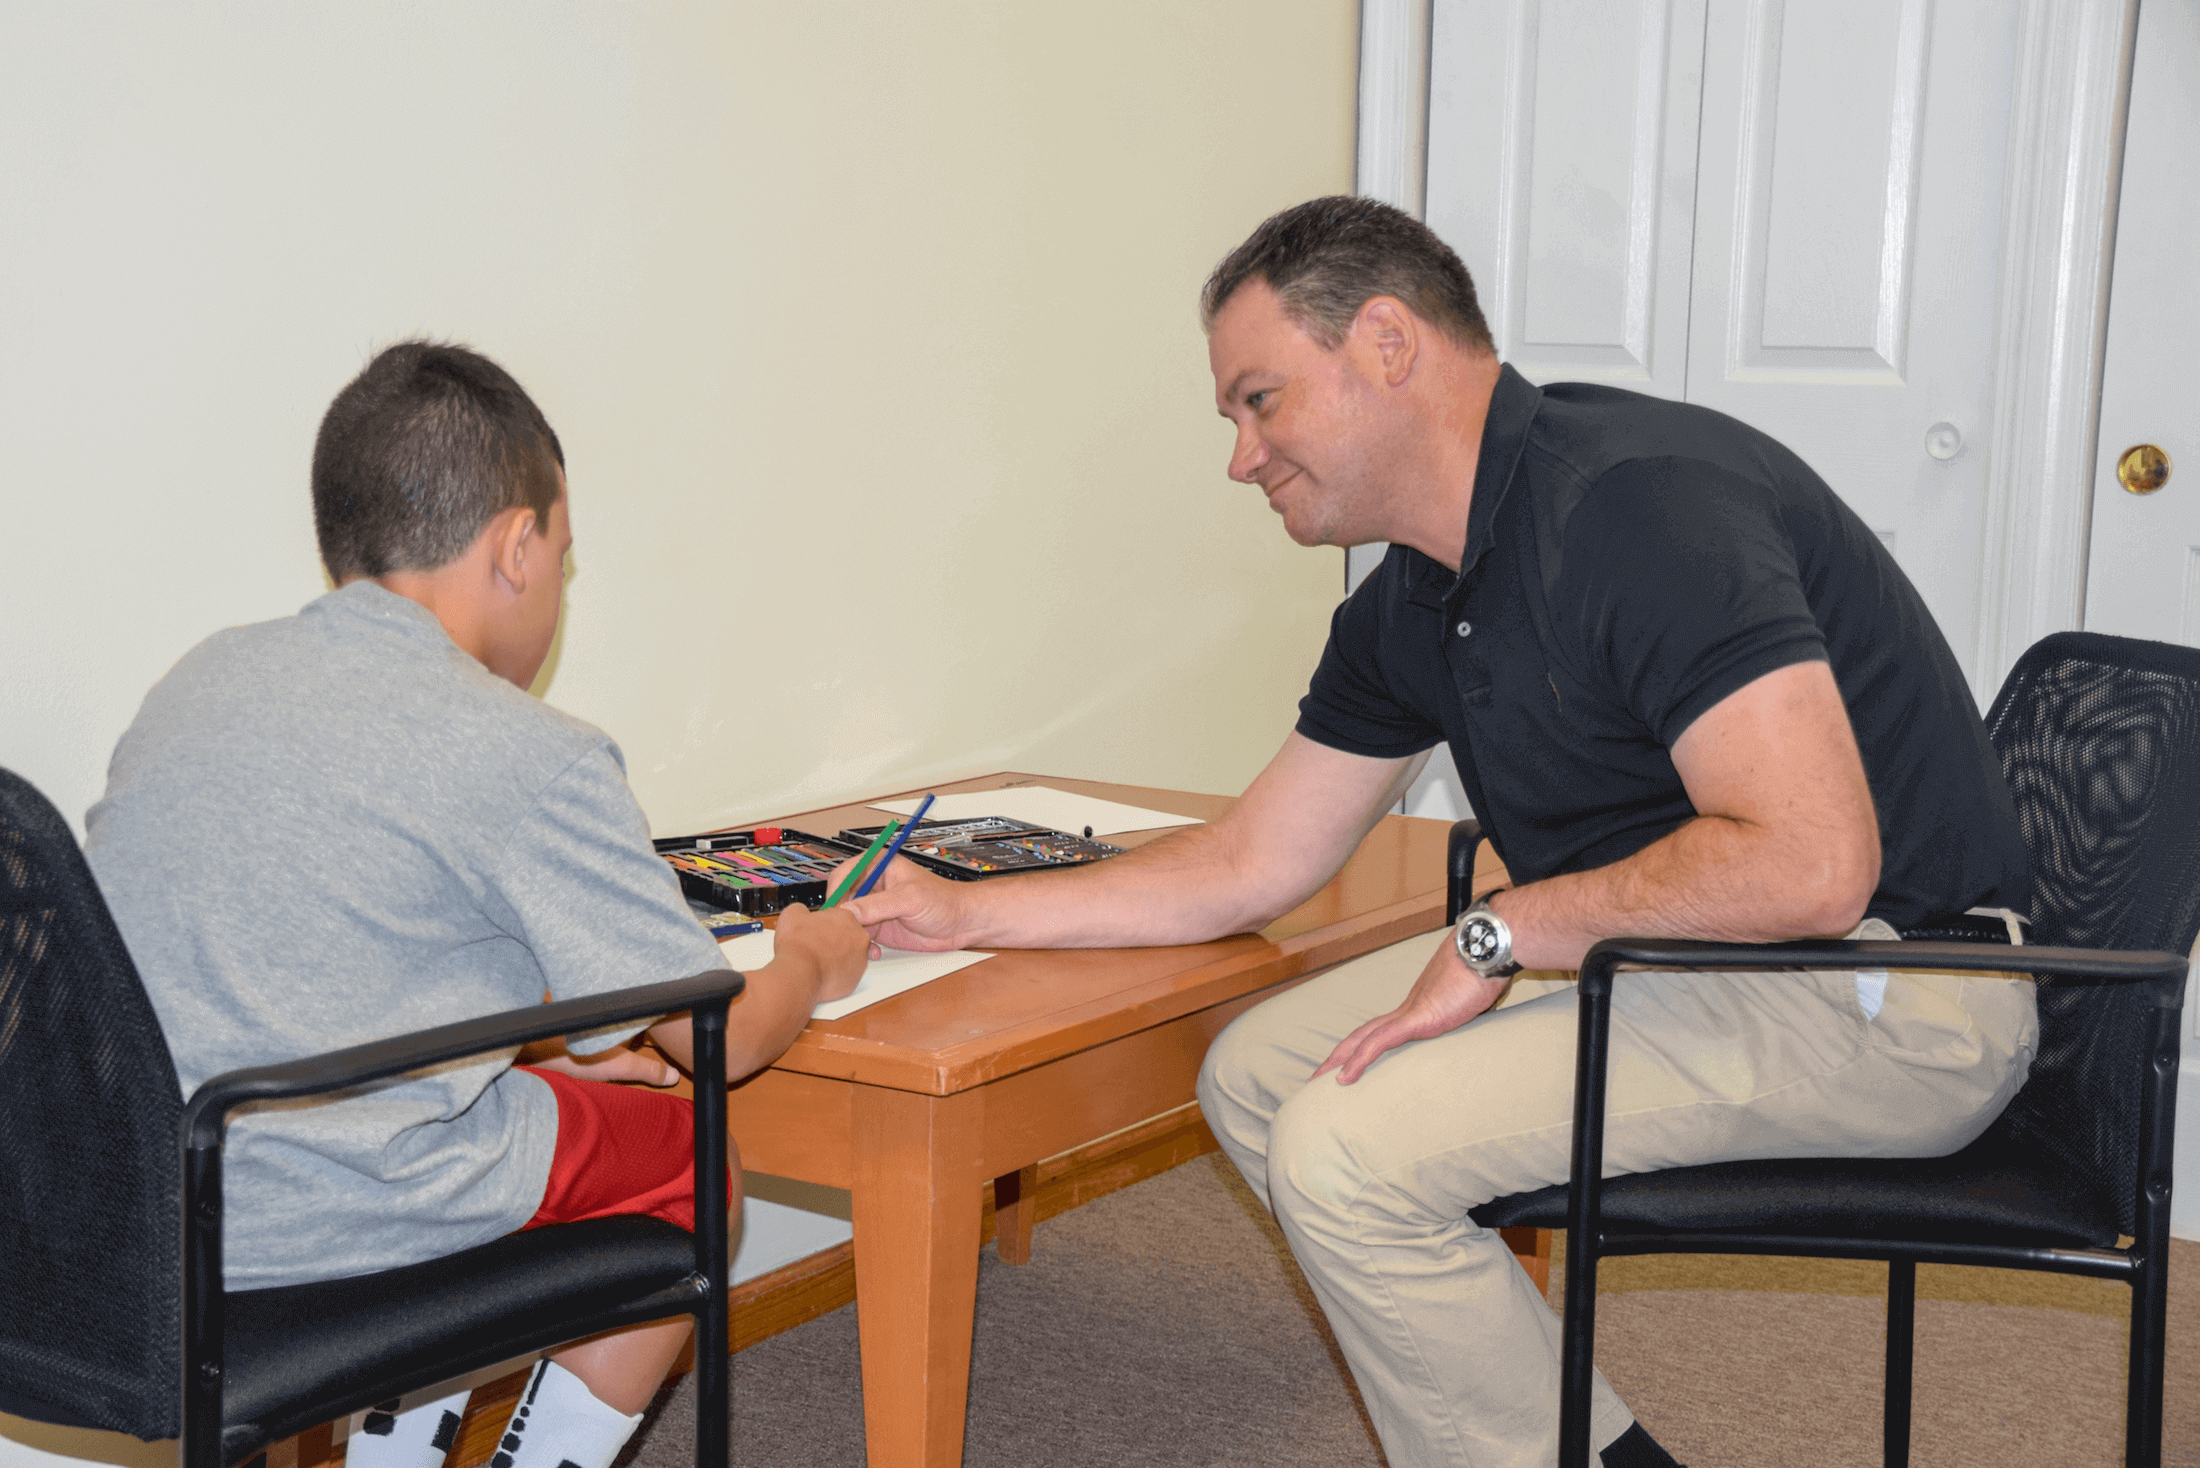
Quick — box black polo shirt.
[1297,365,2030,928]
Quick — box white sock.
[346,1385,471,1468]
[489,1360,644,1468]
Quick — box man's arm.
[1315,658,1879,1082]
[1502,657,1879,967]
[845,732,1420,951]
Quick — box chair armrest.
[182,967,747,1150]
[1446,819,1484,925]
[1575,937,2188,1001]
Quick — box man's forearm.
[848,736,1420,954]
[951,819,1308,950]
[1497,811,1877,970]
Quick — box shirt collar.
[1401,362,1543,609]
[312,578,460,650]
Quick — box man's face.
[1209,280,1388,548]
[510,480,572,689]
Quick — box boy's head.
[312,341,565,584]
[314,342,572,689]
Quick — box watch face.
[1462,917,1503,965]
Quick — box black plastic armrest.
[182,966,748,1150]
[1446,819,1484,925]
[1575,937,2189,1002]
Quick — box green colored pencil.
[826,820,901,908]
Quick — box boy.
[85,342,868,1468]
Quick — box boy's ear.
[487,505,541,595]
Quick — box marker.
[826,820,901,908]
[853,793,936,901]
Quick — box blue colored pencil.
[852,792,935,900]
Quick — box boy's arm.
[646,902,870,1080]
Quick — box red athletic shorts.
[516,1065,727,1233]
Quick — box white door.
[1409,0,2022,818]
[2076,0,2200,1241]
[1427,0,2017,688]
[2082,0,2198,647]
[1424,0,1708,400]
[1685,0,2020,676]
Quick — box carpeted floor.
[629,1154,2200,1467]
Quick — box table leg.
[992,1164,1039,1265]
[851,1086,987,1468]
[1502,1226,1552,1295]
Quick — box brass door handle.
[2118,444,2172,495]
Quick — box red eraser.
[754,826,783,845]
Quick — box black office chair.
[1455,631,2198,1468]
[0,766,742,1468]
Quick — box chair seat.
[221,1216,702,1462]
[1468,1135,2121,1250]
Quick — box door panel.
[2082,0,2200,648]
[2077,0,2200,1233]
[1426,0,1707,397]
[1688,0,2018,671]
[1733,0,1928,374]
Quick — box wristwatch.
[1453,894,1522,978]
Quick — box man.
[87,342,869,1468]
[850,198,2034,1468]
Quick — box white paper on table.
[869,786,1203,837]
[717,929,994,1020]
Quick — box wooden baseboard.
[307,1102,1545,1468]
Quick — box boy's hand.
[774,901,869,1003]
[841,859,973,952]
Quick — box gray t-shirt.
[85,581,727,1289]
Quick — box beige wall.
[0,0,1358,839]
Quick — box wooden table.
[723,773,1466,1468]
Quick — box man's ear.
[1354,296,1420,387]
[487,505,541,597]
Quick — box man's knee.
[1262,1080,1382,1236]
[1196,1002,1281,1135]
[1194,1016,1240,1106]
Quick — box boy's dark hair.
[1200,195,1494,354]
[311,341,565,582]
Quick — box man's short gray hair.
[1201,196,1494,353]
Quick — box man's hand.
[840,856,973,952]
[518,1040,681,1087]
[1310,934,1509,1085]
[771,901,870,1003]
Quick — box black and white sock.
[346,1385,470,1468]
[489,1360,644,1468]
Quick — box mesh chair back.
[1982,632,2200,1235]
[0,769,183,1439]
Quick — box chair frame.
[178,967,745,1468]
[1449,819,2187,1468]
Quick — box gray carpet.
[627,1154,2200,1467]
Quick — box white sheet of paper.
[869,786,1204,837]
[717,929,994,1020]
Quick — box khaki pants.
[1195,922,2037,1468]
